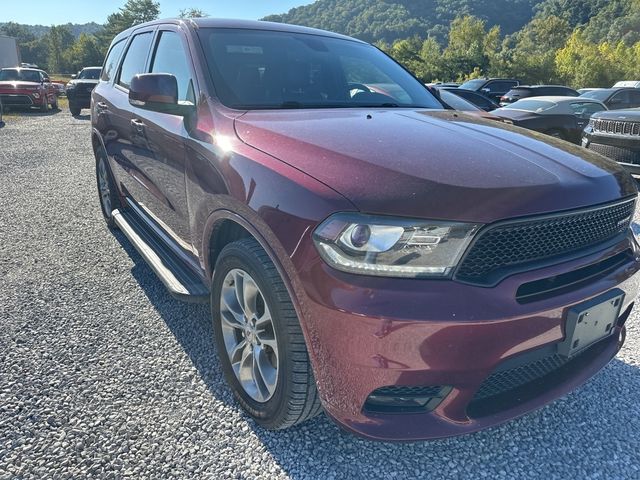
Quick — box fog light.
[363,385,452,414]
[33,93,40,99]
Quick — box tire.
[95,145,120,229]
[40,96,48,112]
[211,238,322,430]
[70,103,81,116]
[546,128,566,140]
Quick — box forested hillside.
[265,0,640,87]
[264,0,540,43]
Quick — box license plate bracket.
[558,289,624,358]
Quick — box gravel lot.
[1,111,640,479]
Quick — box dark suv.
[92,18,639,441]
[499,85,579,106]
[66,66,102,115]
[458,78,520,102]
[583,108,640,175]
[581,88,640,110]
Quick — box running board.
[112,208,209,303]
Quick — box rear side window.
[570,102,605,118]
[101,39,126,82]
[150,31,195,103]
[487,81,516,93]
[118,32,153,89]
[457,89,494,108]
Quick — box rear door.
[483,80,518,101]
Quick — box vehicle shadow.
[3,107,62,117]
[110,230,640,478]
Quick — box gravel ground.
[1,111,640,479]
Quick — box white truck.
[0,35,20,69]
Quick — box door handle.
[131,118,145,133]
[96,102,108,111]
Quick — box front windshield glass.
[503,99,555,112]
[458,79,486,90]
[0,69,41,82]
[580,90,611,101]
[198,28,442,110]
[79,68,101,79]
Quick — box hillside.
[263,0,620,44]
[0,22,103,39]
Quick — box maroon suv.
[91,19,640,441]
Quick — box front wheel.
[40,96,48,112]
[211,238,322,429]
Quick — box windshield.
[78,68,101,79]
[198,28,442,110]
[581,90,611,101]
[458,79,486,90]
[0,69,41,82]
[438,89,481,111]
[503,99,556,112]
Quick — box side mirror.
[129,73,193,116]
[480,87,490,93]
[71,74,77,79]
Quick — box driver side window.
[150,31,196,104]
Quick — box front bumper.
[297,234,640,440]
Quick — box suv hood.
[235,109,636,223]
[593,108,640,121]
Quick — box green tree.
[63,33,103,73]
[99,0,160,52]
[46,25,74,73]
[497,15,571,82]
[179,8,208,18]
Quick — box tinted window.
[454,89,494,108]
[549,87,578,96]
[199,28,442,109]
[629,90,640,107]
[581,90,613,101]
[79,68,101,80]
[0,69,41,82]
[118,32,153,89]
[150,31,195,103]
[570,102,605,118]
[504,99,555,112]
[487,81,517,93]
[438,89,481,111]
[459,79,486,90]
[609,90,632,107]
[101,39,126,82]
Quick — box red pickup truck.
[0,67,58,111]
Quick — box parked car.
[66,66,102,115]
[499,85,579,106]
[457,78,520,102]
[580,88,640,110]
[578,88,605,95]
[613,81,640,88]
[440,86,499,111]
[426,82,460,88]
[434,87,506,122]
[582,108,640,175]
[93,18,639,441]
[51,81,66,96]
[493,96,607,143]
[0,67,58,111]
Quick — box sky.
[0,1,311,25]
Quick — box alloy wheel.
[219,268,279,402]
[97,156,112,217]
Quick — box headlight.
[313,213,480,278]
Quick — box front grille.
[588,143,640,165]
[473,354,570,401]
[0,94,33,106]
[455,199,635,285]
[592,118,640,136]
